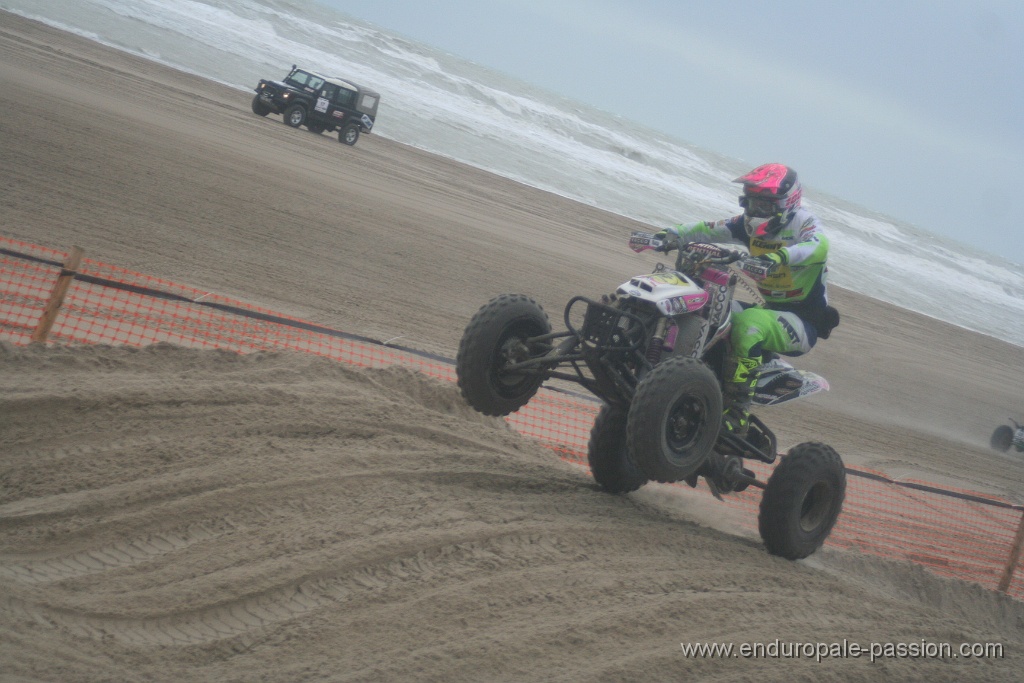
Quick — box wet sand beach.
[3,11,1024,681]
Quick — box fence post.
[997,510,1024,593]
[30,245,84,344]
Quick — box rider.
[655,163,838,437]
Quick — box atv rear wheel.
[588,404,648,494]
[626,357,722,483]
[456,294,552,416]
[991,425,1014,452]
[759,442,846,560]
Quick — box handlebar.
[675,242,744,265]
[628,230,744,267]
[663,237,744,272]
[629,230,773,282]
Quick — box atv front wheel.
[588,404,648,494]
[627,356,722,483]
[759,442,846,559]
[666,315,705,359]
[991,425,1014,452]
[456,294,552,416]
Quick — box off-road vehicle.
[251,65,379,145]
[456,231,846,560]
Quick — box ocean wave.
[3,0,1021,346]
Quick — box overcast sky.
[318,0,1024,265]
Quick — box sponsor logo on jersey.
[779,316,801,345]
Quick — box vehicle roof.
[327,77,379,97]
[295,68,379,97]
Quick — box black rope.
[845,468,1023,510]
[0,247,64,269]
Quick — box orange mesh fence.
[1,238,456,379]
[3,237,1023,600]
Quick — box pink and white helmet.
[734,163,802,233]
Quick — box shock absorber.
[645,336,663,365]
[663,320,678,353]
[645,318,670,365]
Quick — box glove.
[654,221,714,252]
[739,251,786,281]
[652,227,679,252]
[757,251,786,273]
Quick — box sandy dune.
[2,12,1024,681]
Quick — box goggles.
[739,194,779,218]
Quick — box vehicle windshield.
[285,69,324,91]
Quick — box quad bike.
[990,419,1024,453]
[456,231,845,559]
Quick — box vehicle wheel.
[626,356,722,483]
[759,442,846,560]
[251,95,271,116]
[339,124,360,145]
[456,294,552,416]
[588,404,648,494]
[306,121,325,134]
[282,104,306,127]
[991,425,1014,452]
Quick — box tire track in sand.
[0,523,226,584]
[4,528,580,646]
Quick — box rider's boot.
[722,356,759,438]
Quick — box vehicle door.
[329,85,358,126]
[310,82,335,123]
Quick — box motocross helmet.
[735,163,802,236]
